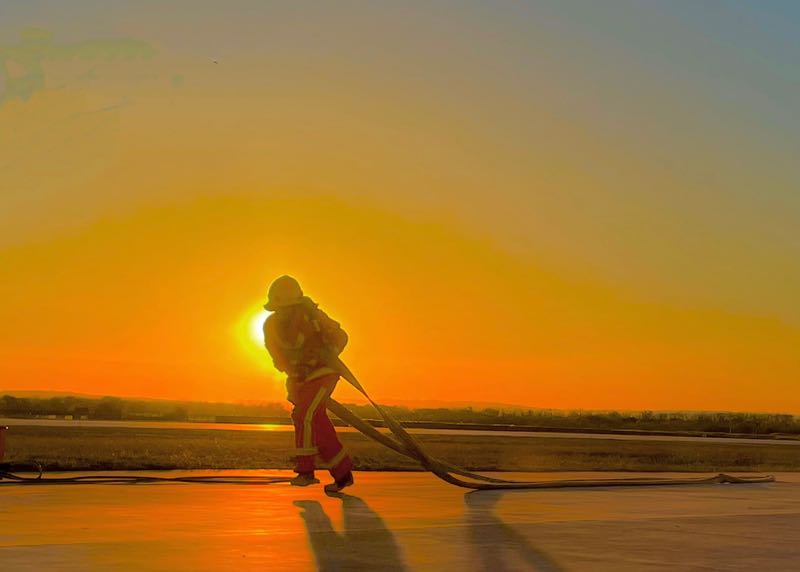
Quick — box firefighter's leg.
[311,378,354,482]
[316,415,354,481]
[291,380,326,475]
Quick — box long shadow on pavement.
[465,491,563,572]
[294,494,406,571]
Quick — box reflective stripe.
[303,385,330,450]
[305,367,337,382]
[327,447,349,470]
[314,447,348,470]
[293,447,318,456]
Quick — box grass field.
[4,425,800,473]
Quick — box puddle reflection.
[294,494,406,571]
[465,492,563,572]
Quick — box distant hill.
[2,390,798,420]
[0,390,104,399]
[378,397,530,411]
[2,390,798,435]
[0,389,529,411]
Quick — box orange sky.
[2,6,799,412]
[1,194,798,412]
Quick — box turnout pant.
[289,373,353,480]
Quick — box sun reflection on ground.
[255,423,289,431]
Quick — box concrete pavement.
[1,471,798,571]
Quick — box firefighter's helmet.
[265,275,304,311]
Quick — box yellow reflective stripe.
[328,447,348,469]
[303,386,330,450]
[293,447,318,456]
[305,367,337,381]
[314,447,348,469]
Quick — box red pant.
[289,374,353,480]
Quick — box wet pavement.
[1,471,798,571]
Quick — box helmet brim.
[264,299,304,312]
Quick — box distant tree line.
[2,394,798,435]
[341,403,800,436]
[0,395,286,422]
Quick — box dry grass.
[4,425,799,472]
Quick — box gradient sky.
[1,2,799,412]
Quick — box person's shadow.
[294,494,406,571]
[465,491,563,572]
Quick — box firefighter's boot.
[324,471,354,494]
[290,472,320,487]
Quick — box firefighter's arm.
[315,309,348,355]
[263,317,290,373]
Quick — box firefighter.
[262,275,354,493]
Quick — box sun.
[234,305,279,375]
[248,309,271,347]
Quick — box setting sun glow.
[248,309,271,348]
[2,4,799,413]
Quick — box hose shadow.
[464,491,563,572]
[294,494,406,571]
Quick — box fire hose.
[0,424,294,484]
[326,358,775,490]
[0,361,776,488]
